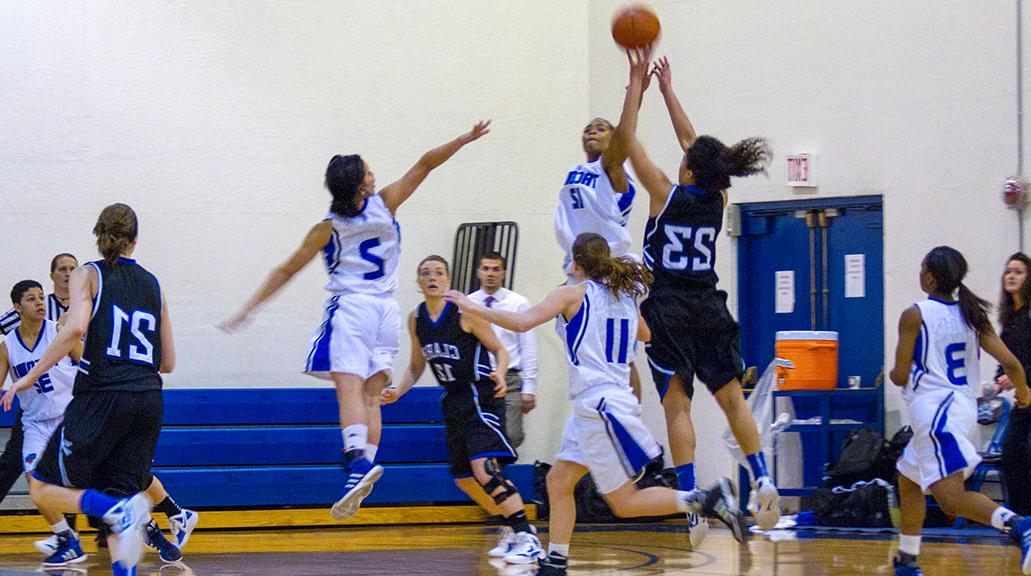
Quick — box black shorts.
[641,290,744,401]
[35,389,163,496]
[442,380,517,477]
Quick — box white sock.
[675,489,703,513]
[899,534,921,556]
[548,543,569,557]
[342,425,368,452]
[991,506,1017,530]
[50,519,71,534]
[365,443,379,462]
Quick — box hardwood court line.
[0,504,536,534]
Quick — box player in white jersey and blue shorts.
[222,120,491,520]
[889,246,1031,576]
[446,232,747,576]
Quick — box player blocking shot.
[446,233,747,576]
[382,256,542,565]
[221,121,491,520]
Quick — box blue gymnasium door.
[736,196,884,387]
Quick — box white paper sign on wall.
[786,154,816,188]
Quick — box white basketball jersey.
[4,320,74,421]
[322,194,401,297]
[556,281,638,399]
[906,299,980,401]
[554,159,636,272]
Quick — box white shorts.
[555,385,662,494]
[304,293,401,381]
[22,415,63,474]
[897,390,981,492]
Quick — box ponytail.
[687,135,771,193]
[957,282,992,334]
[93,203,138,265]
[924,246,992,334]
[571,233,653,298]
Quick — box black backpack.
[806,479,898,528]
[822,426,912,488]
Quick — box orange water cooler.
[775,331,839,390]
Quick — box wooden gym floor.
[0,522,1025,576]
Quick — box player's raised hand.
[652,56,672,91]
[218,310,251,333]
[626,44,653,83]
[460,120,491,144]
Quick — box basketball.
[611,4,661,49]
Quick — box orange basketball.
[611,4,661,49]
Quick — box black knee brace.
[480,458,518,506]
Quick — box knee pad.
[479,458,518,506]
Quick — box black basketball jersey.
[75,257,163,394]
[643,184,724,295]
[415,302,492,389]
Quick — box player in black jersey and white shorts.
[383,255,543,565]
[1,204,173,576]
[616,49,781,535]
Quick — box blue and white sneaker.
[488,526,515,558]
[146,520,184,563]
[35,532,77,555]
[503,531,543,564]
[331,459,383,521]
[1015,516,1031,574]
[893,557,923,575]
[168,509,199,549]
[41,535,87,567]
[103,492,153,569]
[686,510,709,548]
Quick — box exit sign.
[786,154,816,187]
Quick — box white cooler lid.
[775,330,838,341]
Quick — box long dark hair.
[325,154,365,217]
[687,135,772,193]
[999,252,1031,327]
[93,203,138,265]
[572,233,652,298]
[923,246,992,334]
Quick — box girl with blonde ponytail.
[446,232,747,574]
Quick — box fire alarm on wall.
[1003,178,1029,210]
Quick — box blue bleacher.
[0,388,535,509]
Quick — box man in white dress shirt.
[467,252,537,447]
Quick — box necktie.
[485,296,495,308]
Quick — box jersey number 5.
[359,237,386,280]
[662,225,716,271]
[105,305,157,365]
